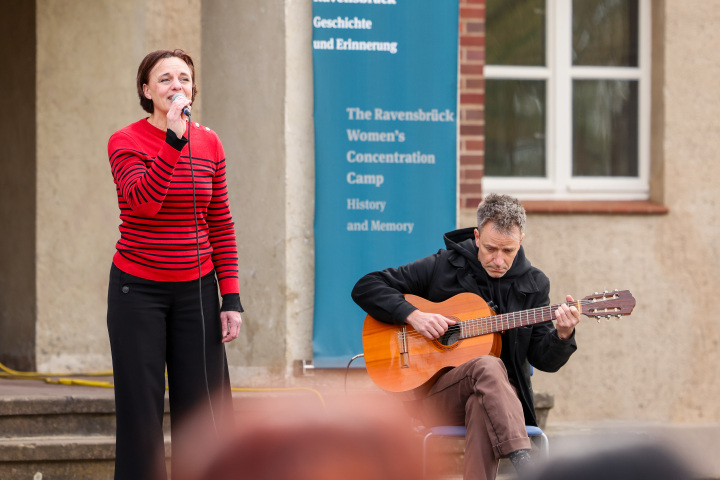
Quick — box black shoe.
[508,449,533,474]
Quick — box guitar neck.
[460,301,574,338]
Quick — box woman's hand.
[167,94,191,138]
[221,310,242,343]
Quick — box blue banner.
[312,0,459,367]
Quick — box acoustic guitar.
[362,290,636,393]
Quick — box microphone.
[171,93,192,117]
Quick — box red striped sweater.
[108,118,240,296]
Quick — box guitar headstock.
[580,290,636,321]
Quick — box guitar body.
[362,292,501,394]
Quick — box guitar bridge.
[398,327,410,368]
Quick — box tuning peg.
[616,315,622,320]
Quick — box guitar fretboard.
[458,301,577,338]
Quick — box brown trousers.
[419,356,530,480]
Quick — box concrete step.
[0,379,162,480]
[0,435,116,480]
[0,434,172,480]
[1,397,117,439]
[0,395,170,439]
[0,434,116,462]
[0,380,324,480]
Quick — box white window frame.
[482,0,652,201]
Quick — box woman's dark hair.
[136,49,197,114]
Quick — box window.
[482,0,651,201]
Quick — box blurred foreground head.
[172,396,425,480]
[194,419,422,480]
[522,443,693,480]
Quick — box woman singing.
[106,49,243,480]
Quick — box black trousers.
[107,264,233,480]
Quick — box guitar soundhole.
[438,324,461,346]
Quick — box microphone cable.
[185,112,220,438]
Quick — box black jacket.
[351,227,577,426]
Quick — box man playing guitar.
[352,194,582,480]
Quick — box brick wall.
[458,0,486,213]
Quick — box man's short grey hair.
[476,194,526,236]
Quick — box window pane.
[573,80,638,177]
[485,80,546,177]
[487,0,546,66]
[572,0,639,66]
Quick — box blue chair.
[421,424,549,479]
[420,366,549,479]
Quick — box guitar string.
[399,302,614,341]
[397,296,630,341]
[399,299,628,341]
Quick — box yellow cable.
[0,360,112,377]
[48,378,115,388]
[1,361,326,407]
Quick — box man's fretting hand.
[555,295,581,340]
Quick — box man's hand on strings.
[406,310,456,340]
